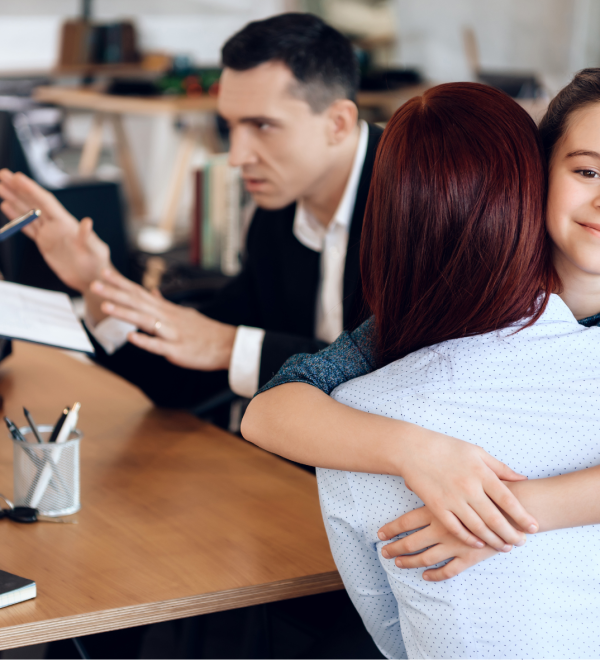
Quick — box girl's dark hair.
[361,82,558,366]
[539,68,600,162]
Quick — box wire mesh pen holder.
[12,426,82,517]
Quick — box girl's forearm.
[507,465,600,532]
[243,383,540,548]
[242,382,422,475]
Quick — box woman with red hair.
[244,79,600,657]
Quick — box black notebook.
[0,569,36,608]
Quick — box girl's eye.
[576,169,599,178]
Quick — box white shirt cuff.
[84,308,137,356]
[228,325,266,398]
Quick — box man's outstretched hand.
[0,169,111,293]
[0,169,238,370]
[91,268,237,371]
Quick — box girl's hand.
[379,506,500,581]
[390,428,537,551]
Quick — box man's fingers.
[127,332,170,356]
[378,507,432,541]
[102,301,178,341]
[12,171,56,207]
[20,219,39,239]
[94,282,147,308]
[0,184,17,204]
[93,280,156,313]
[0,190,29,218]
[0,200,22,223]
[487,480,538,534]
[79,217,94,241]
[100,267,142,293]
[1,172,59,220]
[0,168,15,183]
[100,301,154,329]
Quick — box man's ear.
[326,99,359,146]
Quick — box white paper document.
[0,281,94,354]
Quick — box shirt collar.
[516,294,580,327]
[293,120,370,252]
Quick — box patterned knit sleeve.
[256,316,378,396]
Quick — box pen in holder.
[12,426,82,517]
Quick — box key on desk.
[0,507,77,523]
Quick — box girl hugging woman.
[243,73,600,659]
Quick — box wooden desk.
[0,342,342,650]
[33,86,220,229]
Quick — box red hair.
[361,82,557,365]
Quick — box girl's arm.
[242,321,539,552]
[256,316,379,395]
[377,465,600,581]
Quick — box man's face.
[218,61,333,209]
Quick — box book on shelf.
[190,156,253,276]
[58,19,140,68]
[190,169,203,266]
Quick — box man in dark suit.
[0,13,383,412]
[0,17,387,657]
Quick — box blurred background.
[0,0,598,301]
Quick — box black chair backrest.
[0,109,129,294]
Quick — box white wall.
[0,0,294,71]
[2,0,600,87]
[390,0,600,92]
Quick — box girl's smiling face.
[547,102,600,318]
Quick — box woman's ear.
[326,99,359,146]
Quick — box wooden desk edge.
[0,571,343,650]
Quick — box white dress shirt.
[230,119,369,397]
[318,294,600,659]
[87,120,370,399]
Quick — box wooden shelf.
[33,85,218,114]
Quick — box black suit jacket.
[91,124,383,408]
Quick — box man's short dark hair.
[221,13,359,113]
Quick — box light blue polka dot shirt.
[317,294,600,659]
